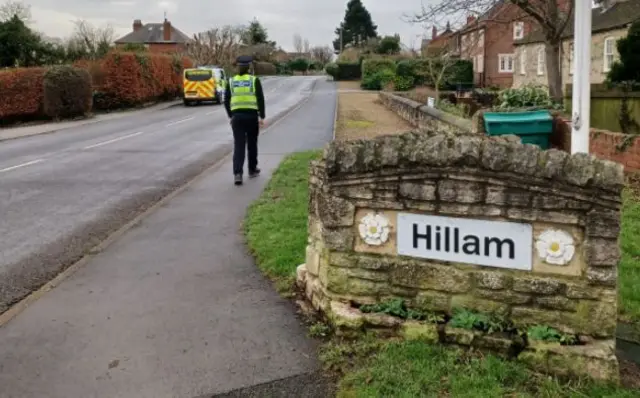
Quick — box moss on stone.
[400,321,439,343]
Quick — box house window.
[604,37,615,72]
[537,47,545,75]
[568,42,574,75]
[520,48,526,75]
[513,22,524,40]
[473,56,477,71]
[499,54,514,73]
[477,54,484,73]
[479,30,485,47]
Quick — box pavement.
[0,77,336,397]
[0,76,318,313]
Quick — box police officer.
[224,55,266,186]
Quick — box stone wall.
[378,92,479,134]
[298,130,624,381]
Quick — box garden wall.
[553,117,640,172]
[378,92,481,135]
[297,131,624,382]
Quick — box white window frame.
[513,22,524,40]
[477,54,484,73]
[479,30,485,48]
[604,37,615,72]
[537,47,545,75]
[498,53,514,73]
[568,42,574,75]
[520,48,526,75]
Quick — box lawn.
[244,151,640,396]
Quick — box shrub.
[393,75,414,91]
[43,66,93,119]
[336,62,361,80]
[0,67,47,123]
[254,62,277,75]
[325,62,339,79]
[288,58,309,72]
[361,69,395,90]
[361,58,396,90]
[496,84,554,110]
[443,59,473,88]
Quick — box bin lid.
[483,110,552,123]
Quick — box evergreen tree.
[333,0,378,52]
[608,20,640,83]
[243,18,269,45]
[0,14,42,67]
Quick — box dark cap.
[236,55,253,66]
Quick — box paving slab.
[0,80,336,398]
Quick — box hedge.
[43,66,93,119]
[335,62,361,80]
[361,58,396,90]
[75,51,192,110]
[0,67,47,123]
[254,62,277,75]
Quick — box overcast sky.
[25,0,432,50]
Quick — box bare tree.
[411,0,574,102]
[310,45,333,65]
[70,20,115,60]
[188,25,245,69]
[0,0,31,22]
[293,33,303,53]
[303,38,310,54]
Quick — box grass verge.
[620,189,640,323]
[244,150,640,396]
[244,150,321,295]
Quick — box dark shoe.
[234,174,243,185]
[249,168,261,178]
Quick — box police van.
[182,65,227,106]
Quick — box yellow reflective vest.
[229,74,258,111]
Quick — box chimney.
[432,26,437,39]
[133,19,142,32]
[467,15,476,25]
[163,18,171,41]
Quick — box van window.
[185,70,212,81]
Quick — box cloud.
[25,0,429,49]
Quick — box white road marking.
[205,110,219,115]
[0,159,45,173]
[83,131,144,149]
[165,116,194,127]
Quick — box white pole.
[571,0,592,154]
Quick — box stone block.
[328,301,364,330]
[475,289,532,305]
[317,194,355,227]
[305,245,321,276]
[414,291,451,312]
[399,182,436,201]
[518,340,619,382]
[511,307,579,335]
[474,271,511,290]
[585,238,620,267]
[323,266,387,297]
[437,180,484,203]
[323,228,354,251]
[538,149,569,179]
[535,296,578,312]
[329,252,357,268]
[334,186,374,200]
[451,295,509,316]
[485,186,507,205]
[296,263,307,289]
[563,153,596,187]
[586,208,621,238]
[480,140,513,171]
[400,321,439,343]
[390,261,471,293]
[512,277,563,295]
[443,327,476,345]
[587,267,617,287]
[507,144,540,176]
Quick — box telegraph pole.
[571,0,592,154]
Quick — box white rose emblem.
[535,229,576,265]
[358,213,391,246]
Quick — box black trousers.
[231,114,259,175]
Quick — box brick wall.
[553,117,640,172]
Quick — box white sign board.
[397,213,532,271]
[427,97,435,108]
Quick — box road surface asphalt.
[0,77,336,397]
[0,76,317,313]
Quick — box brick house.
[421,25,456,57]
[114,19,191,53]
[456,0,570,88]
[513,0,640,89]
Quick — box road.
[0,77,336,398]
[0,76,318,313]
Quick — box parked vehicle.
[183,68,219,106]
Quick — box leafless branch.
[187,25,245,68]
[0,0,31,23]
